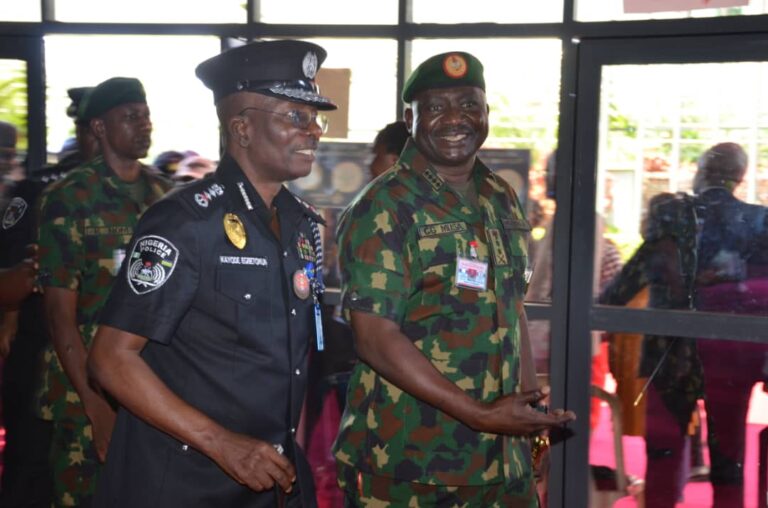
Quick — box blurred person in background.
[0,87,96,508]
[36,77,171,508]
[601,142,768,507]
[171,153,216,184]
[368,120,409,179]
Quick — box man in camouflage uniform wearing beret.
[334,51,575,507]
[36,77,171,507]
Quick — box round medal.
[293,269,311,300]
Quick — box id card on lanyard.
[455,240,488,291]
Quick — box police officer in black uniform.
[0,87,95,508]
[87,40,336,508]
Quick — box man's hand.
[83,395,117,462]
[473,386,576,436]
[0,244,39,306]
[211,432,296,494]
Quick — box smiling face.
[228,93,322,185]
[405,85,489,176]
[94,102,152,161]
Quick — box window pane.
[597,62,768,312]
[303,38,397,144]
[577,0,768,22]
[45,35,221,165]
[54,0,245,23]
[0,59,27,183]
[412,0,563,23]
[0,3,40,22]
[0,59,28,152]
[589,330,767,507]
[411,39,560,303]
[258,0,397,24]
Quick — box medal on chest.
[293,268,311,300]
[293,261,325,352]
[455,240,488,291]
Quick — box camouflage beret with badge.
[402,51,485,103]
[195,39,337,111]
[81,77,147,122]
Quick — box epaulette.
[179,179,227,216]
[291,192,325,225]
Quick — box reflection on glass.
[44,35,220,165]
[411,39,561,303]
[577,0,768,22]
[589,328,768,507]
[597,62,768,310]
[0,59,28,152]
[412,0,562,23]
[595,61,768,506]
[54,0,245,23]
[259,0,396,24]
[0,2,40,22]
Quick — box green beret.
[71,88,95,126]
[402,52,485,103]
[66,87,95,121]
[81,77,147,122]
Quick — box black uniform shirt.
[95,155,322,508]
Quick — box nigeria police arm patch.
[2,197,28,230]
[127,235,179,295]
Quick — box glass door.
[0,36,44,177]
[564,34,768,508]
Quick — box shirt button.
[295,368,301,376]
[244,293,252,300]
[291,308,297,316]
[283,250,288,258]
[181,444,189,451]
[291,427,296,434]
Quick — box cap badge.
[224,213,247,250]
[442,54,468,79]
[302,52,318,79]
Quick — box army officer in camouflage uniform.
[37,77,171,507]
[88,40,336,507]
[334,52,575,507]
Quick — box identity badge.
[455,257,488,291]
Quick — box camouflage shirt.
[334,139,533,491]
[36,156,171,422]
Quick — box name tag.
[84,225,133,236]
[219,255,268,267]
[417,221,468,238]
[501,217,531,232]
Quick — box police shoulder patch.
[126,235,179,295]
[2,197,28,230]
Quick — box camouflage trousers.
[339,468,539,508]
[50,420,101,508]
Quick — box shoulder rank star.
[223,213,247,249]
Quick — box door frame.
[0,35,45,174]
[549,32,768,506]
